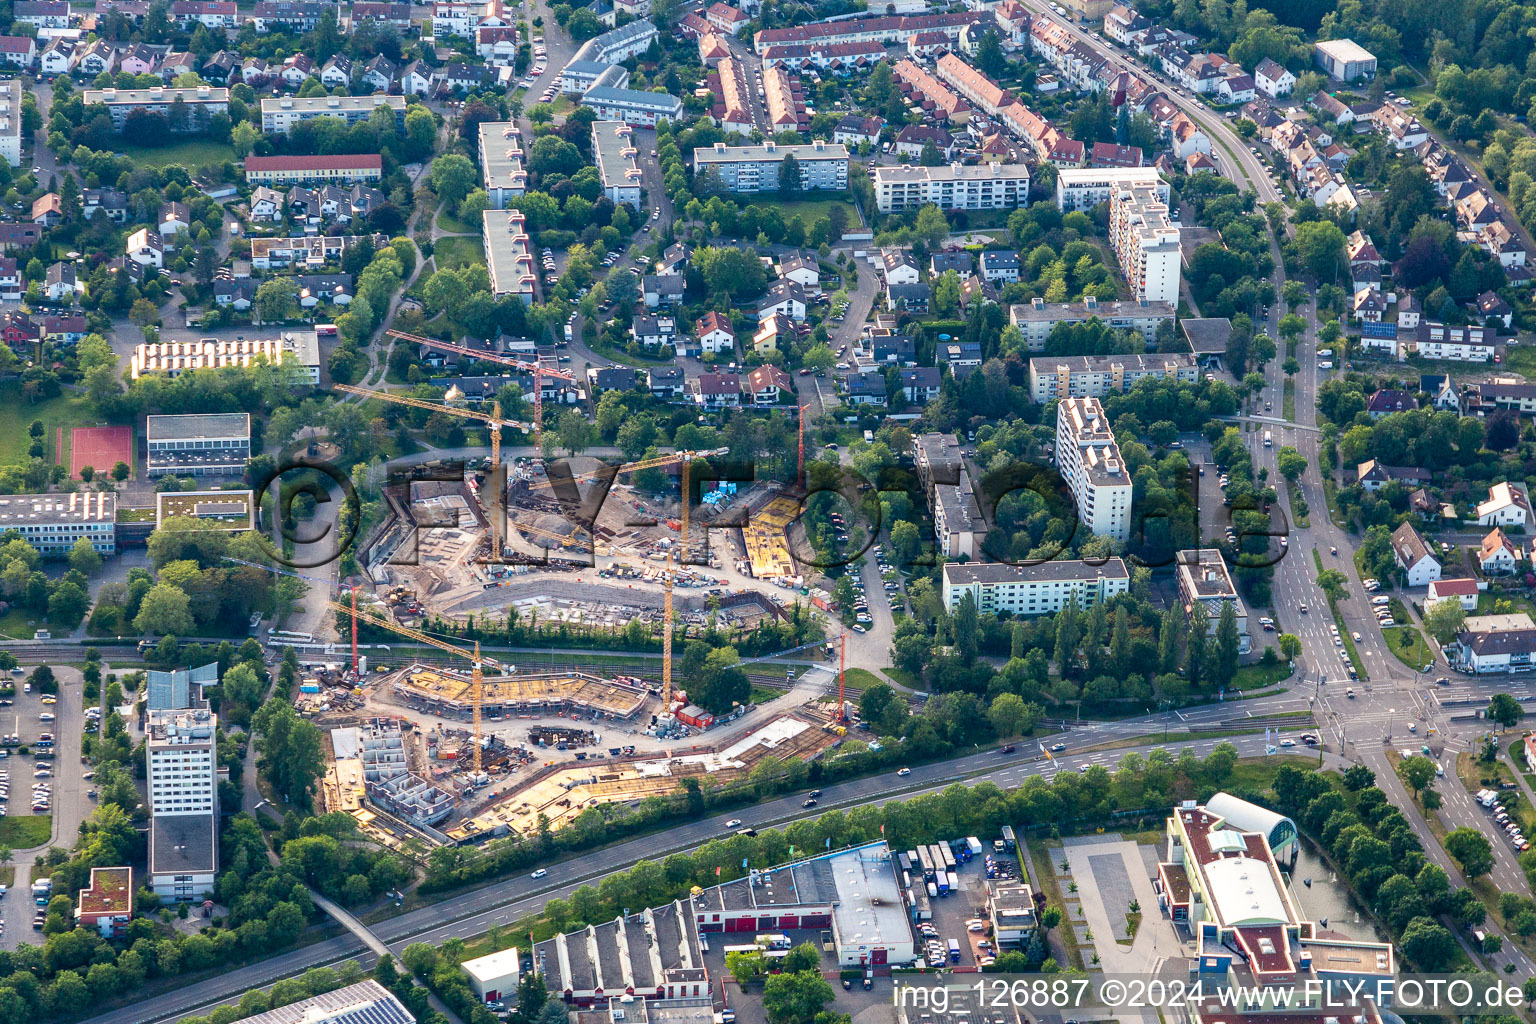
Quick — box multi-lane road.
[88,720,1296,1024]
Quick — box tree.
[255,277,300,323]
[988,693,1035,738]
[68,536,102,576]
[1278,633,1302,661]
[133,582,194,635]
[1488,692,1525,729]
[1292,220,1347,282]
[1399,916,1457,970]
[1213,600,1240,687]
[1422,600,1467,645]
[761,971,834,1024]
[430,153,477,214]
[1315,569,1348,602]
[1278,313,1307,342]
[112,461,130,482]
[251,698,325,804]
[555,409,595,456]
[1396,755,1436,801]
[1276,446,1307,481]
[778,152,801,196]
[890,520,921,566]
[1444,826,1494,879]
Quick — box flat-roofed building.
[582,86,683,127]
[592,120,643,207]
[260,93,405,134]
[146,412,251,477]
[146,706,218,901]
[1315,38,1376,82]
[1055,166,1167,211]
[1161,795,1395,1012]
[1029,350,1197,401]
[692,139,848,193]
[872,162,1030,213]
[156,490,255,531]
[477,121,527,206]
[221,982,414,1024]
[0,491,115,556]
[941,558,1130,615]
[461,948,521,1003]
[75,867,133,938]
[1009,294,1174,350]
[1057,396,1132,541]
[130,333,320,384]
[244,154,383,186]
[1109,182,1180,303]
[988,882,1037,947]
[1176,548,1249,652]
[83,85,230,131]
[483,209,537,304]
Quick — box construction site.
[442,706,845,843]
[296,337,857,852]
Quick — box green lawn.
[1382,625,1434,672]
[436,209,480,235]
[0,815,51,849]
[1233,659,1294,690]
[0,606,43,641]
[835,667,884,694]
[0,387,94,466]
[744,198,860,227]
[432,235,486,272]
[120,139,237,170]
[1504,345,1536,380]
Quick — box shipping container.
[1000,825,1017,851]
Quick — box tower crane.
[333,383,534,555]
[385,329,577,462]
[330,600,498,773]
[225,558,363,675]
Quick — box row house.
[171,1,237,28]
[349,2,414,30]
[993,0,1030,44]
[758,39,886,72]
[14,2,71,31]
[892,58,970,123]
[1103,5,1148,45]
[751,11,987,53]
[250,1,338,32]
[478,25,520,63]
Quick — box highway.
[85,720,1297,1024]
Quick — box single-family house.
[695,310,735,356]
[1477,481,1531,527]
[746,365,793,405]
[1390,521,1442,588]
[1480,527,1522,575]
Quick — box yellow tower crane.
[334,383,534,556]
[330,600,501,773]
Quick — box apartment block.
[941,558,1130,615]
[1029,351,1198,402]
[1008,295,1174,349]
[1108,182,1180,303]
[260,93,406,134]
[1054,166,1167,211]
[483,209,537,304]
[872,162,1030,213]
[477,121,527,206]
[0,81,21,170]
[82,85,230,131]
[692,140,848,193]
[592,119,643,207]
[1056,396,1132,541]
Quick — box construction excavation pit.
[392,665,650,721]
[444,709,844,843]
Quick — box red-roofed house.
[1090,141,1142,168]
[1427,578,1481,611]
[696,310,736,355]
[245,154,385,186]
[0,36,36,67]
[706,2,748,35]
[747,365,793,405]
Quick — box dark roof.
[149,811,217,876]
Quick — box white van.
[1317,360,1333,369]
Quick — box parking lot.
[914,844,1022,970]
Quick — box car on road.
[1279,738,1295,747]
[802,798,818,808]
[531,869,548,879]
[725,818,742,828]
[1051,742,1067,752]
[896,767,911,776]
